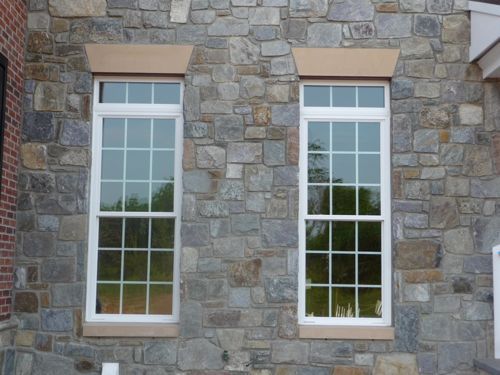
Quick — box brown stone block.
[183,139,196,171]
[440,130,450,143]
[253,105,271,126]
[492,133,500,174]
[392,169,403,199]
[287,127,299,165]
[403,168,420,179]
[228,258,262,287]
[375,3,398,12]
[333,366,369,375]
[403,270,444,283]
[14,292,39,313]
[395,240,441,270]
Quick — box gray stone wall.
[12,0,500,373]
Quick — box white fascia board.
[479,42,500,78]
[469,3,500,61]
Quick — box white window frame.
[86,76,183,324]
[298,80,392,327]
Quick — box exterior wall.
[13,0,500,374]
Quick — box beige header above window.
[292,48,400,78]
[85,44,193,75]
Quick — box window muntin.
[87,78,182,323]
[299,82,391,326]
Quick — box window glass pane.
[308,122,330,151]
[308,185,330,215]
[123,284,146,314]
[306,287,329,317]
[150,251,174,282]
[358,154,380,184]
[125,182,149,212]
[306,221,329,251]
[358,222,381,252]
[332,255,355,284]
[96,284,120,314]
[359,186,380,215]
[332,122,355,152]
[358,86,384,108]
[153,119,175,149]
[152,151,175,181]
[154,83,180,105]
[126,151,150,180]
[304,85,330,107]
[128,83,152,104]
[97,251,121,281]
[127,119,151,148]
[125,218,149,248]
[103,118,125,148]
[358,122,380,152]
[359,288,382,317]
[308,153,329,183]
[149,285,173,314]
[100,182,123,211]
[306,253,329,284]
[332,154,355,184]
[358,255,381,285]
[101,150,124,180]
[332,186,356,215]
[331,221,355,251]
[332,287,356,317]
[151,218,175,249]
[151,183,174,212]
[124,251,148,281]
[99,218,123,247]
[332,86,356,107]
[100,82,126,103]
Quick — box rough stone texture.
[11,1,497,374]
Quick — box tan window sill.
[83,322,179,337]
[299,325,394,340]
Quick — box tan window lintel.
[83,322,179,337]
[299,325,394,340]
[85,44,194,75]
[292,48,400,79]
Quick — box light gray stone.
[227,143,262,163]
[444,227,473,255]
[437,342,475,373]
[310,342,353,363]
[229,37,260,64]
[41,309,73,331]
[208,18,249,36]
[327,0,374,21]
[376,14,412,38]
[213,237,245,257]
[196,146,226,169]
[171,0,192,23]
[289,0,328,17]
[249,8,280,25]
[261,41,291,57]
[246,165,273,191]
[414,129,439,153]
[240,76,265,98]
[307,23,342,47]
[265,277,297,302]
[215,115,244,141]
[144,342,177,364]
[272,341,309,364]
[262,220,297,247]
[51,284,83,307]
[178,339,224,370]
[48,0,106,17]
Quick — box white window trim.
[86,76,183,324]
[298,80,392,327]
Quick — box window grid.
[300,81,390,326]
[87,77,182,324]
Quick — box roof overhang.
[469,1,500,78]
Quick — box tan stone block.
[253,105,271,126]
[21,143,47,170]
[403,168,420,179]
[440,130,450,143]
[183,139,196,170]
[392,169,403,199]
[375,3,399,12]
[15,330,35,347]
[373,354,418,375]
[51,18,69,33]
[333,366,368,375]
[403,270,444,283]
[396,240,440,270]
[34,82,66,112]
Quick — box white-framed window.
[298,81,391,326]
[86,77,183,323]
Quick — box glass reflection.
[151,183,174,212]
[358,155,380,184]
[359,186,380,215]
[128,83,152,104]
[331,221,355,251]
[332,255,355,284]
[100,182,123,211]
[358,86,384,108]
[123,284,147,314]
[125,182,149,212]
[306,221,329,251]
[96,284,120,314]
[332,122,355,152]
[359,288,382,317]
[306,287,329,317]
[153,119,175,148]
[358,122,380,152]
[125,218,149,248]
[99,218,122,247]
[97,250,121,281]
[124,251,148,281]
[101,150,124,180]
[127,119,151,148]
[154,83,180,105]
[332,154,355,184]
[100,82,126,103]
[103,118,125,147]
[308,185,330,215]
[332,186,356,215]
[151,218,175,249]
[332,86,356,107]
[358,222,381,252]
[308,122,330,151]
[149,285,173,314]
[150,251,174,281]
[306,253,329,284]
[358,255,381,285]
[304,86,330,107]
[332,287,356,317]
[308,153,329,183]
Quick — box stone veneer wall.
[0,0,27,372]
[11,0,500,373]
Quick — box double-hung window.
[86,78,183,323]
[299,82,391,326]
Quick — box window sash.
[86,78,183,324]
[299,81,391,326]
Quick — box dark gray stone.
[144,342,177,365]
[41,309,73,331]
[394,305,419,352]
[23,112,55,142]
[178,339,224,370]
[60,120,90,146]
[265,277,297,302]
[51,284,83,307]
[23,232,56,257]
[41,258,76,282]
[262,220,298,247]
[181,223,210,246]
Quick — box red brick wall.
[0,0,26,322]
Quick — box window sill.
[299,325,394,340]
[83,322,179,337]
